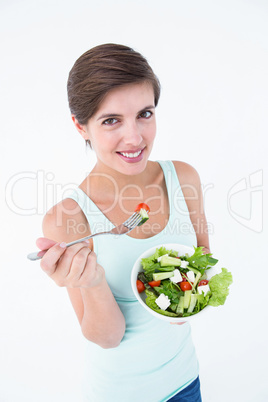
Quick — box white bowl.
[131,243,216,322]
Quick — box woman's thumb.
[36,237,57,250]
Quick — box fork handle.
[27,232,106,261]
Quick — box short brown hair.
[67,43,160,146]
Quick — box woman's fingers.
[79,251,97,283]
[39,239,101,288]
[36,237,57,250]
[59,246,93,285]
[40,242,68,276]
[41,241,91,283]
[80,253,104,288]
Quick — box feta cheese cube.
[197,284,210,296]
[187,270,195,283]
[155,293,171,310]
[180,260,189,268]
[170,269,183,283]
[157,254,169,262]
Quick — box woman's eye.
[139,111,153,119]
[102,118,118,125]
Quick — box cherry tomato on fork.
[134,203,150,213]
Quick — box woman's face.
[81,82,156,176]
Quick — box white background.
[1,0,267,401]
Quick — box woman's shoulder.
[42,198,90,242]
[171,160,201,186]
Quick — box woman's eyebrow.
[138,105,155,113]
[97,113,122,121]
[97,105,155,121]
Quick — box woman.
[37,43,210,401]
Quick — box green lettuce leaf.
[185,246,218,275]
[208,268,233,306]
[141,247,178,274]
[144,290,179,317]
[154,281,183,304]
[196,292,211,311]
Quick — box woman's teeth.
[120,150,142,158]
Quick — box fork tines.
[124,212,143,228]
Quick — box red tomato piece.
[180,282,192,291]
[136,280,145,293]
[148,280,161,287]
[134,203,150,213]
[198,279,209,286]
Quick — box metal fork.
[27,211,143,261]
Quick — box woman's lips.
[117,148,145,163]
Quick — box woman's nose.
[123,121,142,145]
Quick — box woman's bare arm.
[40,198,125,348]
[173,161,211,254]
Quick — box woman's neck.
[90,159,155,191]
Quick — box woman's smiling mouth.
[119,150,142,158]
[117,148,145,162]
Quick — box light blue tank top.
[67,161,199,402]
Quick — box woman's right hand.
[36,237,105,289]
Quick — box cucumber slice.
[160,256,181,267]
[137,208,149,226]
[187,294,197,313]
[183,290,192,309]
[193,272,202,288]
[157,266,175,272]
[169,303,179,312]
[152,271,174,281]
[176,297,185,315]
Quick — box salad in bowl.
[131,243,232,322]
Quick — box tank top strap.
[157,160,190,220]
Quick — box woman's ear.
[71,115,90,140]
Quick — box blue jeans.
[167,377,202,402]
